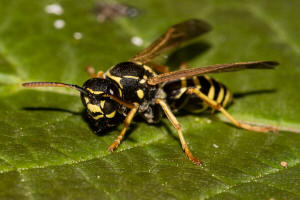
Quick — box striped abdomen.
[163,75,233,113]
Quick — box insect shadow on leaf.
[23,107,82,116]
[166,41,211,70]
[233,89,276,99]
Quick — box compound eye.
[100,100,117,118]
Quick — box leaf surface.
[0,0,299,199]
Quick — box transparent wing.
[147,61,279,85]
[130,19,211,63]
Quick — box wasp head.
[80,78,122,132]
[22,78,122,133]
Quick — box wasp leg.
[96,71,104,78]
[86,66,104,78]
[187,88,277,133]
[179,62,189,70]
[108,103,139,152]
[105,95,136,109]
[155,98,202,165]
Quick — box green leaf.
[0,0,299,199]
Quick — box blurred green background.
[0,0,299,199]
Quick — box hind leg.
[187,88,277,133]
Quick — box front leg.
[108,103,139,152]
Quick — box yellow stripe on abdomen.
[216,85,224,104]
[222,89,232,107]
[204,76,215,100]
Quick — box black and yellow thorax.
[105,61,164,123]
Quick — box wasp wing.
[147,61,278,85]
[130,19,211,63]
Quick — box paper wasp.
[23,19,278,165]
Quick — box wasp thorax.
[80,78,122,132]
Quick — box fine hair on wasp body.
[22,19,279,165]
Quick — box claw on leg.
[108,134,124,152]
[183,146,202,165]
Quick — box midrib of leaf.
[0,40,28,81]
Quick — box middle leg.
[155,98,202,165]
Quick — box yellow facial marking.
[100,101,105,109]
[137,89,144,99]
[84,97,89,103]
[143,75,147,79]
[87,88,103,95]
[106,71,123,89]
[124,75,139,79]
[139,79,146,84]
[87,103,103,114]
[106,110,116,118]
[92,114,104,120]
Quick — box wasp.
[23,19,278,165]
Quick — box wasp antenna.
[262,61,279,68]
[22,82,87,95]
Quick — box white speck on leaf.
[45,3,64,15]
[54,19,65,29]
[213,144,219,148]
[73,32,83,40]
[205,118,212,124]
[131,36,143,46]
[280,161,288,168]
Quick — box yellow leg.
[108,103,139,152]
[96,71,104,78]
[187,88,277,133]
[86,65,104,78]
[155,98,202,165]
